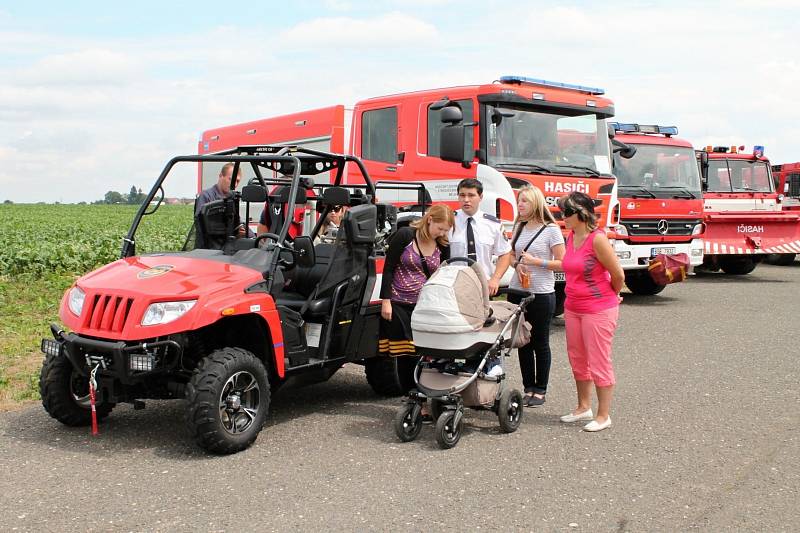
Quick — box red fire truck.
[199,75,623,313]
[608,123,704,294]
[766,162,800,264]
[697,146,800,274]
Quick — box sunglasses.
[331,206,343,213]
[560,206,578,218]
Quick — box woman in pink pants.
[557,192,624,432]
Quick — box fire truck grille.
[83,294,134,333]
[621,219,700,237]
[789,174,800,197]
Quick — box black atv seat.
[275,243,336,316]
[274,204,375,317]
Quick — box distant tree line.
[94,186,147,205]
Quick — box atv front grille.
[83,294,134,333]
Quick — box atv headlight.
[67,286,86,317]
[141,300,196,326]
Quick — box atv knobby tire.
[40,352,114,426]
[365,355,418,396]
[186,347,270,454]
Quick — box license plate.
[651,247,676,256]
[554,272,565,282]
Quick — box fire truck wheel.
[365,356,418,397]
[186,347,270,454]
[719,257,757,275]
[40,352,115,426]
[765,253,796,266]
[624,270,666,296]
[553,285,566,317]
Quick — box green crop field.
[0,203,193,407]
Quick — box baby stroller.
[393,257,534,449]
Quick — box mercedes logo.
[657,219,669,235]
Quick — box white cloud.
[1,3,800,203]
[276,11,439,48]
[14,48,142,86]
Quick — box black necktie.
[466,217,477,260]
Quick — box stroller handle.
[441,256,476,267]
[496,287,536,311]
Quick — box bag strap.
[414,235,432,279]
[521,224,549,254]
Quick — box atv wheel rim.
[219,371,260,435]
[70,370,91,408]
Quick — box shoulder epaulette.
[482,213,500,223]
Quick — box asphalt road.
[1,262,799,532]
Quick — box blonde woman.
[508,185,565,407]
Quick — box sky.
[1,0,799,203]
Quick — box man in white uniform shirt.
[449,178,513,295]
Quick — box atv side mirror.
[293,236,315,268]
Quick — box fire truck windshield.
[485,104,611,178]
[706,159,773,193]
[614,145,701,197]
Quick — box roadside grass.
[0,273,76,409]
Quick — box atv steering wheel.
[254,232,296,269]
[254,232,283,248]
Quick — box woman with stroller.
[556,192,624,432]
[507,185,565,408]
[379,205,454,416]
[379,204,454,357]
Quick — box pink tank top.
[562,230,618,313]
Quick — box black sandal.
[526,394,546,407]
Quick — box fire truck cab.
[608,123,704,295]
[766,162,800,264]
[199,75,623,314]
[698,146,800,274]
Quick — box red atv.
[39,146,413,453]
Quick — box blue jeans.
[508,291,556,394]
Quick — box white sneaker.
[560,409,593,423]
[583,417,612,432]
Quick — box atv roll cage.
[121,145,378,258]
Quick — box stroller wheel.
[394,403,423,442]
[498,388,524,433]
[435,409,463,449]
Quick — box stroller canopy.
[411,260,491,334]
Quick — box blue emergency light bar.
[610,122,638,133]
[499,75,605,95]
[610,122,678,136]
[753,145,765,157]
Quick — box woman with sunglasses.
[316,205,346,243]
[556,192,624,432]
